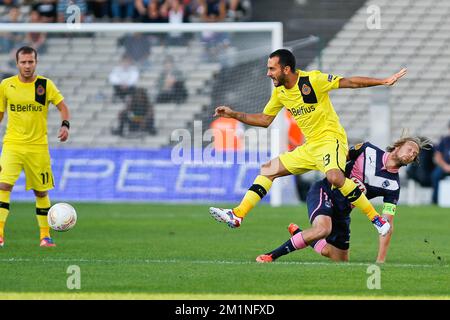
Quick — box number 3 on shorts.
[323,154,331,167]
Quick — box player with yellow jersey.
[0,46,70,248]
[209,49,407,236]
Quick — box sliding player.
[255,137,432,263]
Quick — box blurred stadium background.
[1,0,450,300]
[1,0,449,207]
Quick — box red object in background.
[285,110,304,151]
[210,117,244,151]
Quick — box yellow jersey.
[0,75,64,149]
[263,69,347,143]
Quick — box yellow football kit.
[0,75,63,191]
[233,69,382,223]
[263,69,348,175]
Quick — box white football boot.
[209,207,242,228]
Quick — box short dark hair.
[16,46,38,62]
[269,49,296,72]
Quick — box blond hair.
[386,135,433,164]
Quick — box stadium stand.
[0,0,448,150]
[0,33,220,148]
[311,0,450,144]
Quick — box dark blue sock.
[269,239,297,260]
[309,239,319,249]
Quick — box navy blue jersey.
[325,142,401,210]
[344,142,400,204]
[306,142,400,249]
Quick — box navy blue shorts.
[306,180,351,250]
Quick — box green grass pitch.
[0,202,449,299]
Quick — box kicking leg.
[327,169,390,236]
[209,157,291,228]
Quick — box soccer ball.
[47,203,77,232]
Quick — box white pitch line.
[0,257,447,269]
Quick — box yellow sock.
[233,175,273,218]
[0,190,11,238]
[338,178,379,220]
[36,195,51,240]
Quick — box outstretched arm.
[376,213,394,263]
[339,68,407,89]
[214,106,276,128]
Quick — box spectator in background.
[87,0,109,21]
[112,88,157,136]
[156,56,188,104]
[148,0,168,23]
[111,0,135,22]
[108,55,139,102]
[134,0,149,22]
[166,0,191,45]
[0,0,19,8]
[134,0,167,22]
[118,32,151,66]
[0,4,20,23]
[199,0,226,22]
[57,0,88,23]
[431,121,450,204]
[32,0,58,23]
[26,10,47,54]
[198,0,229,61]
[226,0,249,21]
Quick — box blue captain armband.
[383,203,397,216]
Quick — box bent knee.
[314,226,332,240]
[34,190,48,198]
[0,183,13,192]
[259,161,278,180]
[326,171,344,187]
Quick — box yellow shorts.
[0,148,54,191]
[279,138,348,175]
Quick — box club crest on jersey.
[36,85,45,96]
[354,143,363,150]
[301,84,311,95]
[382,180,391,189]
